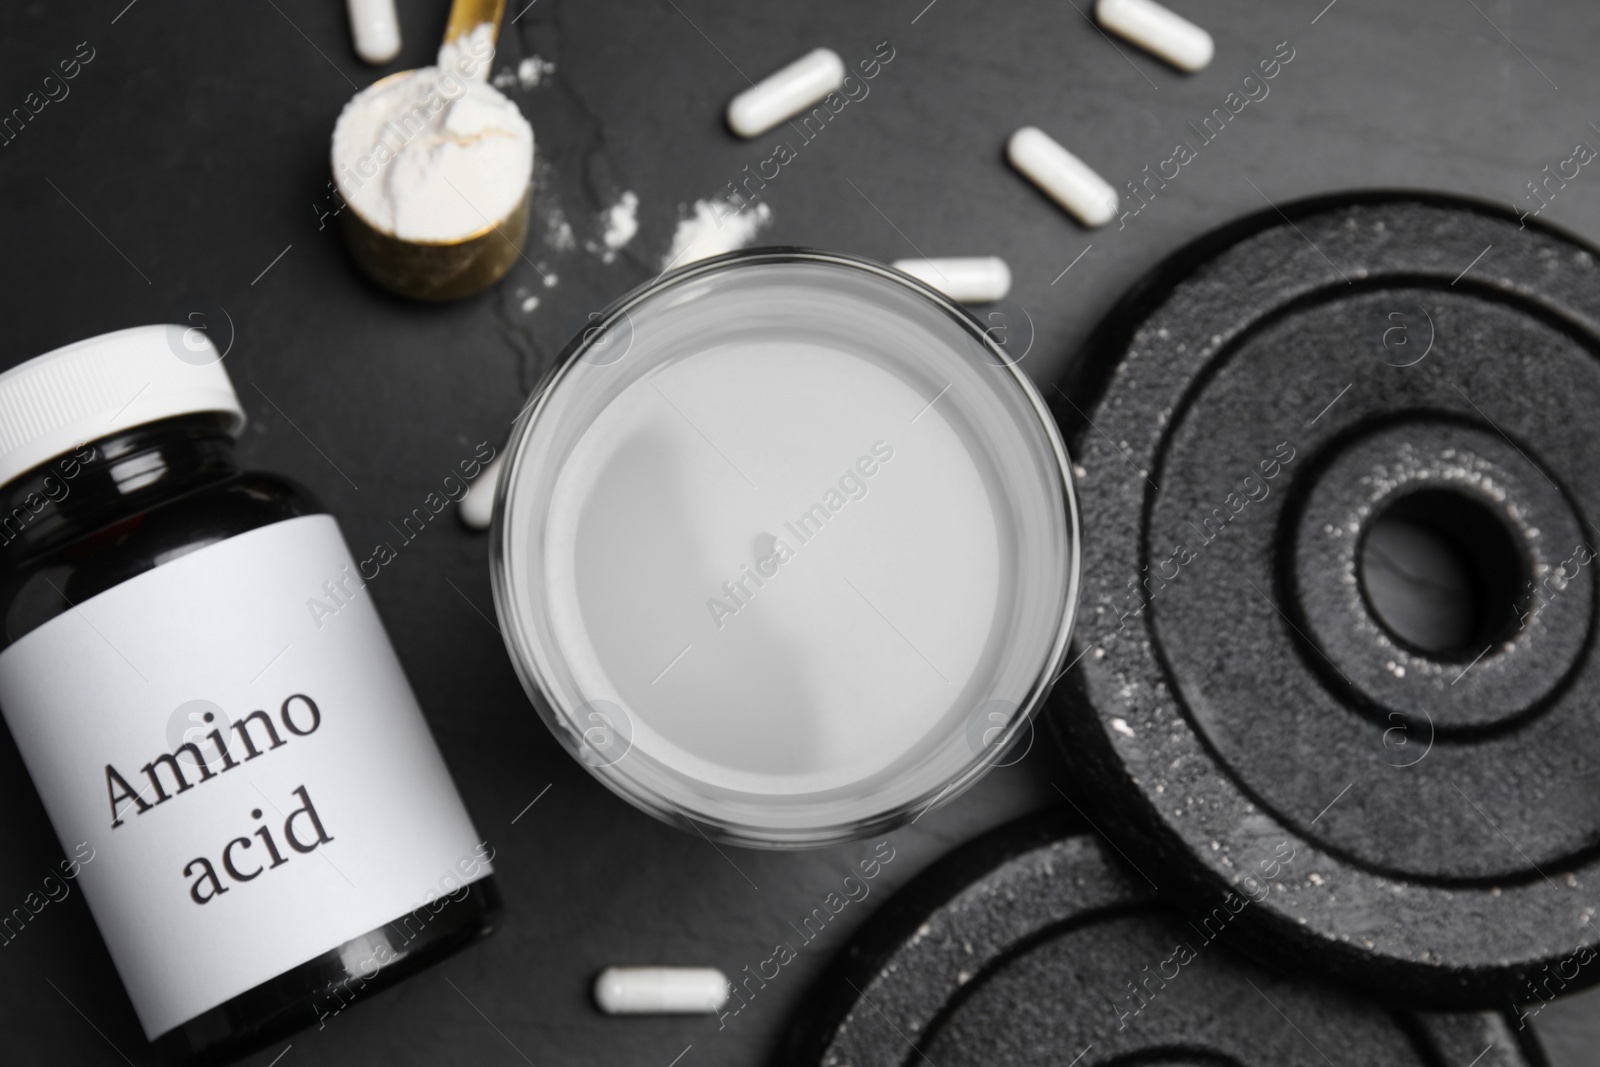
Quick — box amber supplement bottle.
[0,327,498,1062]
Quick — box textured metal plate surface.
[1053,195,1600,1008]
[782,813,1539,1066]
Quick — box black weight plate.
[777,813,1540,1067]
[1052,193,1600,1009]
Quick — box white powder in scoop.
[437,24,496,84]
[661,197,772,270]
[331,58,534,241]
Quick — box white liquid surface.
[544,341,1002,796]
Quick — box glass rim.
[488,247,1083,848]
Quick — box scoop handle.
[442,0,505,50]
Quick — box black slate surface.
[0,1,1597,1065]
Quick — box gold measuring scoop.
[335,0,530,302]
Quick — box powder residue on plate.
[661,197,773,271]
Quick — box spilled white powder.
[590,191,639,264]
[492,55,557,90]
[518,56,556,88]
[544,206,576,250]
[331,34,534,241]
[661,198,773,270]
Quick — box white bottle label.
[0,514,490,1039]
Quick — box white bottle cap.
[0,325,247,489]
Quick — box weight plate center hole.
[1357,489,1528,662]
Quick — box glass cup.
[490,249,1080,847]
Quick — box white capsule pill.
[726,48,847,139]
[1006,127,1120,228]
[893,257,1012,304]
[346,0,401,66]
[458,453,503,531]
[1095,0,1213,73]
[593,967,730,1015]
